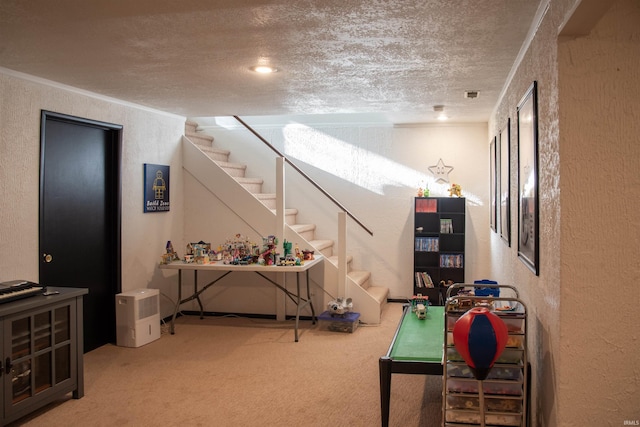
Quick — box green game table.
[379,304,444,427]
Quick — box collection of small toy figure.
[160,234,315,266]
[416,182,462,197]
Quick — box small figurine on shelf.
[189,241,211,264]
[283,239,292,256]
[260,235,278,265]
[411,294,429,320]
[415,303,427,319]
[418,180,430,197]
[161,241,180,264]
[448,183,462,197]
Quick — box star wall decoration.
[428,158,454,183]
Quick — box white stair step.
[327,255,353,269]
[198,145,230,162]
[348,270,371,289]
[309,239,334,257]
[187,132,214,147]
[215,161,247,178]
[283,208,298,225]
[268,208,299,225]
[366,286,390,305]
[235,177,263,193]
[290,223,316,241]
[185,120,199,134]
[255,193,276,209]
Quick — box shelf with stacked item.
[442,284,528,427]
[413,197,465,305]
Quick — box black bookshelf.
[413,197,465,305]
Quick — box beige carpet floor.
[11,302,443,427]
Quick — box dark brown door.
[39,111,122,352]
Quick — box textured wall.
[489,0,640,425]
[557,0,640,424]
[489,4,563,425]
[0,71,186,316]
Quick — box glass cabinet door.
[6,304,71,406]
[1,292,83,426]
[34,311,53,396]
[10,316,33,404]
[54,305,71,385]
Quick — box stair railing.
[233,116,373,236]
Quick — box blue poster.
[144,164,170,212]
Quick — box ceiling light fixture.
[433,105,448,121]
[250,65,278,74]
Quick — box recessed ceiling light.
[433,105,448,121]
[250,65,278,74]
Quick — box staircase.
[183,120,388,324]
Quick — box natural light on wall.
[282,123,479,205]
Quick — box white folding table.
[159,255,323,342]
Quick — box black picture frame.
[517,81,539,275]
[143,163,170,213]
[499,118,511,245]
[490,136,497,232]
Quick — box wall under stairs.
[183,121,388,324]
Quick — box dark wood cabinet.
[413,197,465,305]
[1,287,86,425]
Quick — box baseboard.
[164,311,318,322]
[387,298,410,303]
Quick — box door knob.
[43,253,53,263]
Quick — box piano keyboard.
[0,280,44,304]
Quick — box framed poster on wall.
[144,163,170,213]
[517,82,539,275]
[499,118,511,245]
[490,136,497,232]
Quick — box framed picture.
[490,136,497,232]
[517,82,539,275]
[144,163,170,213]
[499,118,511,245]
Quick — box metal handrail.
[233,115,373,236]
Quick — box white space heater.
[115,288,161,348]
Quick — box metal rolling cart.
[442,284,528,427]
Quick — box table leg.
[295,271,301,342]
[379,356,392,427]
[170,269,182,334]
[306,269,316,324]
[194,270,204,319]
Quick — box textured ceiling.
[0,0,541,124]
